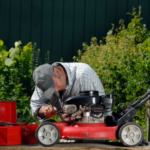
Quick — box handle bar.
[131,90,150,108]
[135,96,150,110]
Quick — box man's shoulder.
[53,62,92,72]
[53,62,95,79]
[64,63,92,71]
[56,62,90,68]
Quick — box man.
[30,62,105,121]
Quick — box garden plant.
[73,6,150,139]
[0,41,49,123]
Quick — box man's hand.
[38,105,57,118]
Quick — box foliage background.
[73,7,150,139]
[0,41,50,123]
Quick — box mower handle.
[131,90,150,108]
[135,95,150,110]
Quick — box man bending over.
[30,62,106,121]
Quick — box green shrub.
[0,41,48,123]
[0,40,62,123]
[73,6,150,139]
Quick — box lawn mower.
[35,90,150,147]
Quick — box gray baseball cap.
[33,64,56,99]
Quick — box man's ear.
[53,67,61,75]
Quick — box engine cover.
[64,95,100,107]
[64,91,100,107]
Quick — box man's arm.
[30,86,57,121]
[39,105,57,118]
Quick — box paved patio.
[0,142,150,150]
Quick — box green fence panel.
[128,0,139,23]
[31,0,43,51]
[117,0,128,27]
[106,0,117,33]
[0,0,11,47]
[84,0,96,42]
[20,0,32,45]
[52,0,64,62]
[9,0,21,47]
[42,0,53,63]
[139,0,149,26]
[0,0,150,63]
[73,0,85,57]
[62,0,74,62]
[95,0,107,40]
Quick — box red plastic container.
[0,124,38,145]
[0,101,38,146]
[0,102,17,123]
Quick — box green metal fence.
[0,0,149,63]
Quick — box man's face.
[52,67,67,93]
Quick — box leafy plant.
[0,39,64,123]
[0,40,51,123]
[73,6,150,139]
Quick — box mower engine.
[61,91,113,123]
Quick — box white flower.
[14,41,22,47]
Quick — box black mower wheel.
[35,122,60,147]
[119,122,143,147]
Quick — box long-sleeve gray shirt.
[30,62,105,121]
